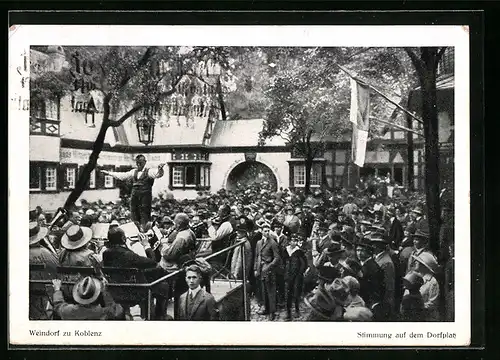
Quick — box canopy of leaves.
[258,47,418,149]
[30,46,230,125]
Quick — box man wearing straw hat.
[50,276,125,320]
[29,221,59,320]
[58,224,96,267]
[410,252,440,321]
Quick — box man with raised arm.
[101,154,165,226]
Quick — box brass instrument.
[191,215,218,230]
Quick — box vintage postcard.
[9,24,470,346]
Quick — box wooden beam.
[370,116,424,137]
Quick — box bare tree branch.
[113,46,157,93]
[109,72,184,128]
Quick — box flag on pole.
[349,78,371,167]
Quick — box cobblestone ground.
[250,296,309,322]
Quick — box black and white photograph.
[9,24,470,346]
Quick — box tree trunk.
[63,100,111,211]
[406,111,415,191]
[419,50,441,254]
[304,156,313,196]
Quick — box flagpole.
[336,64,424,125]
[369,116,424,137]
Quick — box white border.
[9,25,470,346]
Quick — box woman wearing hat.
[283,205,301,234]
[282,233,308,320]
[51,276,125,320]
[58,224,98,267]
[411,252,441,321]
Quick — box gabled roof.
[209,119,286,147]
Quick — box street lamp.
[135,113,156,146]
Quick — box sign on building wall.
[60,148,134,165]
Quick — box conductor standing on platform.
[102,154,165,226]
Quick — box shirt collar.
[286,245,299,256]
[422,273,433,282]
[189,285,202,298]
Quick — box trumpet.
[128,232,155,241]
[191,215,218,229]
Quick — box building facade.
[29,46,438,212]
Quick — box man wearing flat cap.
[355,241,386,319]
[370,234,396,320]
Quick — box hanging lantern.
[85,97,97,127]
[135,112,155,146]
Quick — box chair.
[210,232,237,280]
[29,263,54,320]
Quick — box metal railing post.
[147,288,152,320]
[241,241,249,321]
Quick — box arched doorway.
[226,161,278,192]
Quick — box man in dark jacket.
[102,227,158,269]
[177,265,218,321]
[51,276,125,320]
[355,242,386,321]
[384,209,404,250]
[102,227,162,319]
[254,222,281,320]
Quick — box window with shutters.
[45,166,57,191]
[289,162,324,188]
[172,166,184,186]
[61,165,78,190]
[168,163,211,190]
[104,173,114,188]
[65,167,76,189]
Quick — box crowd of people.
[29,176,454,322]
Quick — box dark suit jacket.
[359,258,385,308]
[254,237,281,278]
[385,217,404,248]
[283,248,307,282]
[178,288,217,321]
[102,245,158,270]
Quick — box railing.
[29,239,249,321]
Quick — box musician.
[102,227,158,269]
[206,204,234,255]
[159,213,197,272]
[101,154,165,227]
[58,224,99,267]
